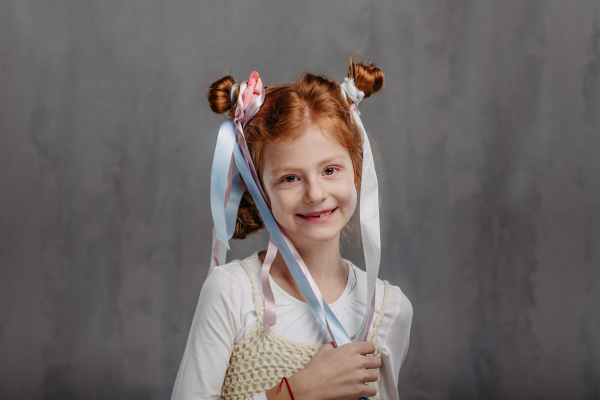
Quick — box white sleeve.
[376,284,413,400]
[171,266,243,400]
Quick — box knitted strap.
[233,259,264,325]
[371,281,389,335]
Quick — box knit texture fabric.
[220,259,390,400]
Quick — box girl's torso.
[169,251,413,400]
[218,252,405,400]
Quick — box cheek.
[337,177,358,212]
[345,186,358,213]
[268,190,298,220]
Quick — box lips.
[297,207,338,219]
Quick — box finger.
[357,383,377,398]
[354,341,376,355]
[362,370,379,383]
[316,341,335,354]
[362,356,381,370]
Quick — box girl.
[172,60,413,400]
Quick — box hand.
[265,341,381,400]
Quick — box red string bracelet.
[276,377,295,399]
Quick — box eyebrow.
[270,155,348,177]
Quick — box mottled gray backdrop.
[1,0,599,399]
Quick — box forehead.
[262,125,350,174]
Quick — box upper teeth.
[306,210,332,218]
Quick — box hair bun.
[207,76,238,114]
[233,189,265,239]
[348,59,385,98]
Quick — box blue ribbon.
[210,122,244,249]
[213,119,353,346]
[212,118,370,399]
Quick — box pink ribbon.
[234,77,270,206]
[261,237,278,326]
[208,73,268,274]
[242,71,263,112]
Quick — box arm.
[171,267,242,400]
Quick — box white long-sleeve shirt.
[172,252,413,400]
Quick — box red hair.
[207,59,385,239]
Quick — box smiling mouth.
[297,207,338,219]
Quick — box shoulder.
[199,252,262,311]
[204,252,261,289]
[192,253,264,343]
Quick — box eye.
[323,167,338,176]
[283,175,298,183]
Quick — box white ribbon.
[340,77,381,342]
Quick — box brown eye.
[284,176,297,183]
[324,167,337,175]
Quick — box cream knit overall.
[220,259,390,400]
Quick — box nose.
[303,178,327,203]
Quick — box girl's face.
[261,125,357,248]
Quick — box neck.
[289,235,346,283]
[259,234,348,300]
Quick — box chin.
[293,229,341,245]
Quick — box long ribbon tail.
[208,227,228,276]
[231,111,344,346]
[211,122,238,250]
[281,232,339,347]
[261,237,278,327]
[232,82,334,339]
[351,108,382,343]
[208,119,245,275]
[231,127,352,346]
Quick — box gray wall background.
[1,1,599,399]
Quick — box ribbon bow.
[340,77,365,114]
